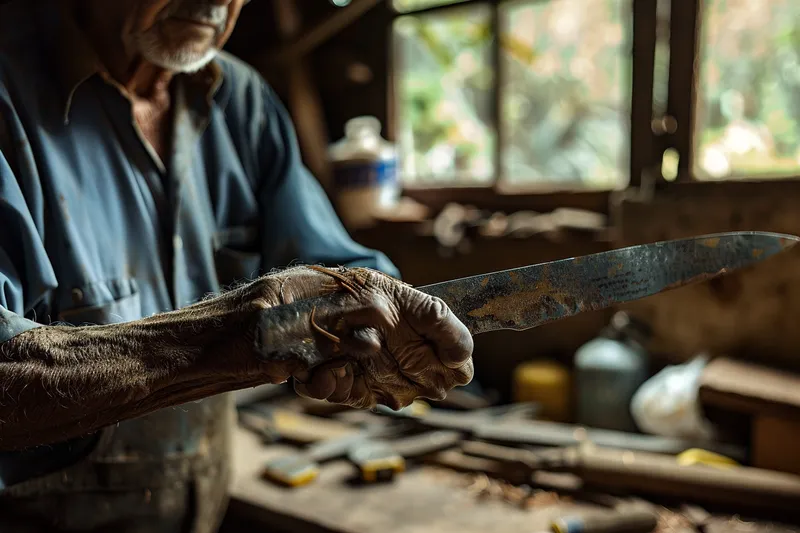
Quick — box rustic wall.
[613,181,800,371]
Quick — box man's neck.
[75,2,174,100]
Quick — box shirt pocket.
[57,278,142,326]
[213,226,261,287]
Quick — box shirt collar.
[54,5,224,126]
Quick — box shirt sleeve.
[255,84,400,278]
[0,91,56,344]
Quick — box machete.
[417,231,798,336]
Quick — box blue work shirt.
[0,2,397,489]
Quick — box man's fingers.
[401,291,474,370]
[344,374,373,408]
[447,358,474,388]
[327,364,355,404]
[294,360,348,400]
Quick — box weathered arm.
[0,277,288,451]
[0,266,474,452]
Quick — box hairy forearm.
[0,280,288,451]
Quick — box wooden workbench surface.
[229,426,583,533]
[229,426,800,533]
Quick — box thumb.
[398,288,474,370]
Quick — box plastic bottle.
[329,116,399,229]
[574,312,651,432]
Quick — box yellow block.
[513,360,571,422]
[676,448,739,469]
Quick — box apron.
[0,394,233,533]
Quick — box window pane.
[393,5,495,185]
[393,0,470,13]
[500,0,631,191]
[696,0,800,180]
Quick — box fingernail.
[332,366,347,379]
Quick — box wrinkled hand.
[253,266,474,410]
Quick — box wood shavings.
[653,507,694,533]
[460,473,565,510]
[707,517,800,533]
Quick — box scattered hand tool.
[347,430,463,483]
[261,432,373,487]
[418,232,797,335]
[372,402,541,434]
[260,422,410,487]
[565,445,800,517]
[377,405,745,461]
[551,506,659,533]
[461,441,800,516]
[471,419,746,462]
[347,441,405,484]
[238,404,358,445]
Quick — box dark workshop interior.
[3,0,800,532]
[220,0,800,531]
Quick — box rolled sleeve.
[255,84,400,278]
[0,307,40,344]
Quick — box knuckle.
[451,359,474,385]
[405,293,448,326]
[423,385,448,402]
[455,367,474,386]
[429,296,449,321]
[249,277,281,306]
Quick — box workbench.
[229,426,573,532]
[228,426,798,533]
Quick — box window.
[695,0,800,181]
[391,0,633,191]
[393,3,496,185]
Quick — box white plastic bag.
[630,355,717,441]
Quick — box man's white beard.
[133,30,219,73]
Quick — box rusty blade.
[418,231,799,336]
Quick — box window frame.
[656,0,800,188]
[660,0,699,186]
[386,0,661,206]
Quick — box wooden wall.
[614,181,800,372]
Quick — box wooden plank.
[752,415,800,476]
[699,357,800,418]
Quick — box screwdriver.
[348,430,463,483]
[261,422,410,487]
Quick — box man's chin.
[134,29,220,73]
[145,47,219,73]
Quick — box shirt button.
[71,288,84,304]
[174,236,183,250]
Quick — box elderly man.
[0,0,474,531]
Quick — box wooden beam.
[272,0,334,190]
[259,0,381,67]
[667,0,701,182]
[629,0,658,189]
